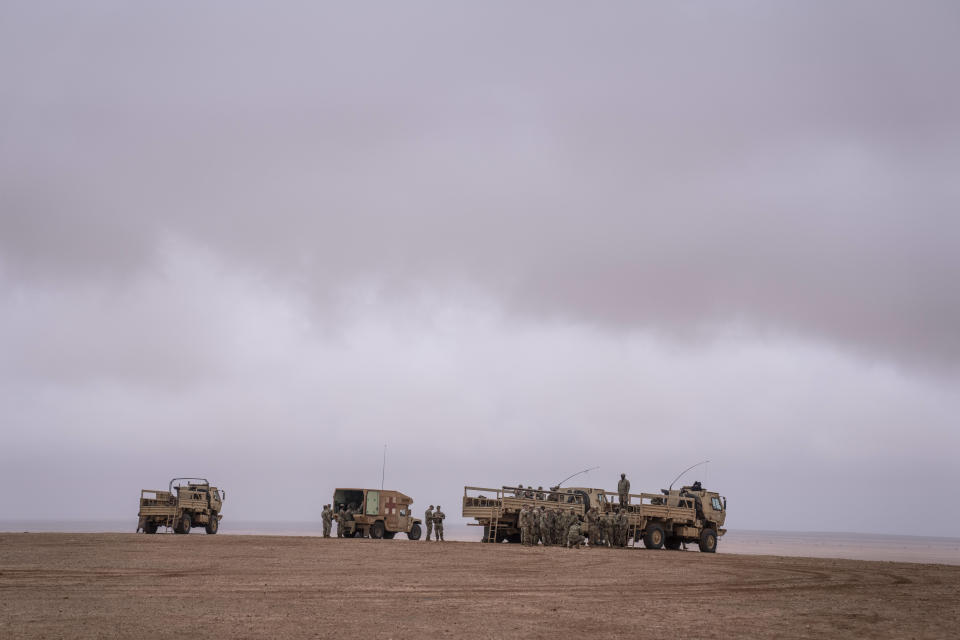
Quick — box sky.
[1,1,958,537]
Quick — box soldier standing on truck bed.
[321,504,333,538]
[434,506,446,541]
[618,473,630,507]
[425,505,434,541]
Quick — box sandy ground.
[1,533,958,639]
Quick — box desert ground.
[1,533,958,639]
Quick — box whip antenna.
[669,460,710,490]
[381,444,386,491]
[556,466,599,487]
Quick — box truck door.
[366,490,380,516]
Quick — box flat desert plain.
[1,533,958,639]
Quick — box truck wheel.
[482,525,493,542]
[643,524,665,549]
[383,531,396,539]
[664,536,682,550]
[205,513,219,534]
[407,523,422,541]
[179,513,192,535]
[144,521,158,535]
[699,528,718,553]
[508,533,522,544]
[370,521,385,539]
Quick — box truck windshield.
[711,497,722,511]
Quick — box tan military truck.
[589,483,727,552]
[137,478,224,535]
[462,485,590,543]
[463,483,727,552]
[332,488,422,540]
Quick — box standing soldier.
[523,505,535,546]
[321,504,333,538]
[518,505,528,545]
[602,512,614,547]
[618,473,630,507]
[532,506,543,545]
[543,508,556,547]
[425,505,435,542]
[336,505,346,538]
[616,508,629,547]
[585,506,600,546]
[433,505,445,541]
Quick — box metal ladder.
[485,509,500,543]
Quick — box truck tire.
[205,513,219,535]
[370,521,385,539]
[643,523,665,549]
[383,531,396,539]
[508,532,522,544]
[178,514,192,535]
[407,523,422,541]
[144,521,158,535]
[481,525,491,542]
[699,528,718,553]
[664,536,682,550]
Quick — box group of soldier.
[517,503,632,549]
[319,502,365,538]
[422,505,446,541]
[515,473,634,549]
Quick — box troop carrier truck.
[137,477,224,534]
[463,483,727,551]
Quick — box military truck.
[137,478,224,535]
[332,488,422,540]
[463,482,727,552]
[462,485,589,543]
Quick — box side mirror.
[722,497,726,510]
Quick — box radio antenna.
[669,460,710,490]
[380,444,386,491]
[556,466,599,487]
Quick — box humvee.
[463,482,727,552]
[332,488,422,540]
[137,478,224,535]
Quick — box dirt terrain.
[1,533,958,639]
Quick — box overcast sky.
[1,2,958,537]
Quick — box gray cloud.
[1,2,959,534]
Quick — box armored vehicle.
[463,482,727,552]
[137,478,224,535]
[332,488,422,540]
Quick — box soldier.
[518,505,529,545]
[585,506,600,546]
[434,506,446,541]
[536,486,545,500]
[425,505,435,542]
[547,485,559,502]
[543,507,556,547]
[321,504,333,538]
[616,508,629,547]
[336,504,346,538]
[602,511,614,547]
[567,521,585,549]
[524,486,534,499]
[523,505,535,546]
[618,473,630,507]
[532,506,542,545]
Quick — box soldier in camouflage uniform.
[519,505,533,545]
[618,473,631,507]
[585,506,600,546]
[424,505,434,541]
[434,506,445,541]
[537,507,550,546]
[616,508,629,547]
[567,521,585,548]
[532,506,542,545]
[336,505,346,538]
[602,512,614,547]
[321,504,333,538]
[543,508,556,547]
